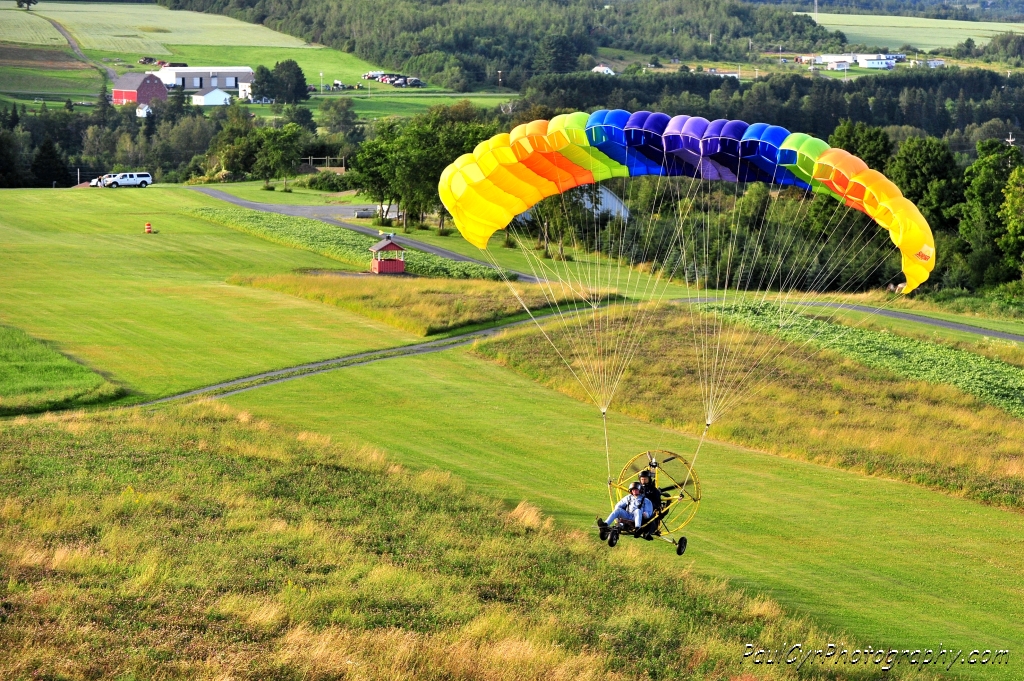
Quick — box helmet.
[628,481,643,492]
[638,469,652,479]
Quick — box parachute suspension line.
[603,408,614,508]
[679,422,710,498]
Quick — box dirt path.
[188,186,540,283]
[42,15,116,81]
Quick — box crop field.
[806,12,1024,50]
[0,65,103,97]
[0,6,65,46]
[4,1,310,54]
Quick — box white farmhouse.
[591,63,615,75]
[148,66,253,93]
[856,54,895,69]
[191,87,232,106]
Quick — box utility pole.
[814,0,818,20]
[497,70,502,87]
[319,71,323,93]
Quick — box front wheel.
[110,182,119,188]
[139,181,147,188]
[676,537,687,556]
[608,529,619,547]
[599,526,609,541]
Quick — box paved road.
[673,297,1024,344]
[189,186,539,282]
[43,16,116,80]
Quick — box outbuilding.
[369,235,405,274]
[112,73,168,106]
[191,87,232,106]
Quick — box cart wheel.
[608,529,619,547]
[599,526,609,541]
[676,537,687,555]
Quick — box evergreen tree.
[272,60,309,104]
[534,34,577,75]
[30,137,68,187]
[828,119,892,171]
[886,136,962,235]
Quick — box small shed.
[369,234,405,274]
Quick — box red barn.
[112,73,168,106]
[369,235,405,274]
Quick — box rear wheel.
[676,537,687,556]
[139,181,147,188]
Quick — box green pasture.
[0,187,415,400]
[805,12,1024,50]
[226,348,1024,673]
[0,65,103,97]
[0,7,65,46]
[4,1,308,54]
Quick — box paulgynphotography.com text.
[743,643,1009,671]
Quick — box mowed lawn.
[226,349,1024,673]
[0,187,416,399]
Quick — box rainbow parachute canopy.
[438,110,936,292]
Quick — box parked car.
[90,174,114,187]
[104,172,153,188]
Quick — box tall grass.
[0,324,124,416]
[233,273,579,335]
[0,403,880,680]
[475,307,1024,509]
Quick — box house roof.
[112,73,149,90]
[194,87,229,96]
[369,236,404,252]
[154,66,253,74]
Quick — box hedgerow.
[187,207,511,281]
[720,304,1024,419]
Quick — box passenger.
[598,481,652,535]
[637,469,661,537]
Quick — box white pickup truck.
[104,172,153,188]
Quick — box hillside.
[156,0,845,90]
[0,401,853,680]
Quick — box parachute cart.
[600,450,700,556]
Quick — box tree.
[30,137,68,187]
[349,119,403,218]
[320,98,360,137]
[272,60,309,104]
[885,136,962,234]
[998,165,1024,275]
[828,119,891,171]
[16,0,38,9]
[534,34,577,75]
[252,65,275,100]
[283,105,316,133]
[252,123,304,187]
[959,139,1024,287]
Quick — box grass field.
[0,187,417,400]
[225,349,1024,672]
[6,1,309,54]
[476,306,1024,509]
[0,7,65,46]
[806,12,1024,50]
[0,65,103,97]
[0,401,875,680]
[0,324,122,414]
[235,274,583,335]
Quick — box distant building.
[136,103,152,118]
[592,64,615,75]
[927,59,946,68]
[148,66,253,92]
[191,87,232,106]
[111,73,167,106]
[857,54,895,69]
[239,80,253,101]
[827,60,851,71]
